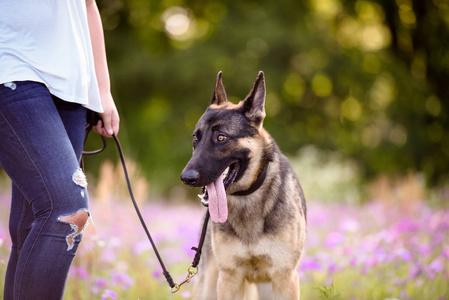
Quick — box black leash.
[83,115,209,293]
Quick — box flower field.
[0,188,448,300]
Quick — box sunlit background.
[80,0,449,200]
[1,0,449,299]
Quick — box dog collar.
[231,161,269,196]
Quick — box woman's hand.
[93,92,119,137]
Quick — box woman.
[0,0,119,299]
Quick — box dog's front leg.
[217,270,246,300]
[271,270,300,300]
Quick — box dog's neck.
[231,160,269,196]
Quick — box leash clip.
[170,265,199,293]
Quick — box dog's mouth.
[198,162,239,223]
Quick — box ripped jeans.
[0,81,90,300]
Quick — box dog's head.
[180,71,270,223]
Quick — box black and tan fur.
[181,71,307,300]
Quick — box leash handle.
[83,111,107,155]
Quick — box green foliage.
[93,0,449,193]
[314,282,341,300]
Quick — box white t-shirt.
[0,0,103,112]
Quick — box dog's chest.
[211,231,299,283]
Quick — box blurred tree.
[87,0,449,193]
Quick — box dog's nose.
[181,169,200,186]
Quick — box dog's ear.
[211,71,228,105]
[242,71,266,125]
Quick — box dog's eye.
[217,134,227,142]
[192,134,199,145]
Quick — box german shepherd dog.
[181,71,307,300]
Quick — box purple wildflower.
[324,232,346,249]
[101,289,117,300]
[301,257,322,271]
[95,278,107,288]
[441,247,449,260]
[92,278,108,295]
[181,291,191,298]
[395,248,413,262]
[70,266,89,279]
[112,272,135,290]
[339,218,359,233]
[133,239,152,255]
[409,263,422,279]
[394,218,420,234]
[152,270,161,279]
[427,258,445,280]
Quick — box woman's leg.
[51,94,87,162]
[4,184,34,300]
[0,81,89,300]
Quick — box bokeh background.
[83,0,449,199]
[1,0,449,299]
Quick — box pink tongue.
[206,174,228,223]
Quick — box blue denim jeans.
[0,81,89,300]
